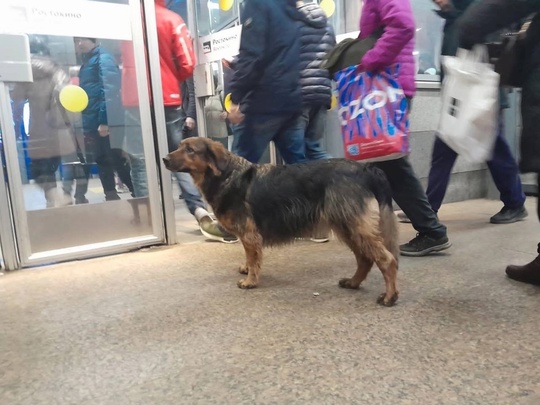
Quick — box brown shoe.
[505,244,540,286]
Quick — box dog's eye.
[185,146,194,154]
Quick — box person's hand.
[98,124,109,137]
[228,103,244,125]
[219,111,228,121]
[433,0,451,11]
[185,117,196,129]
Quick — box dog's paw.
[376,292,399,307]
[338,278,360,289]
[238,265,248,275]
[237,279,257,289]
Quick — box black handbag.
[322,29,384,77]
[492,20,532,88]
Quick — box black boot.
[505,243,540,285]
[105,190,121,201]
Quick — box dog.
[163,138,399,306]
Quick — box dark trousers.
[373,96,447,239]
[30,157,61,186]
[427,115,525,212]
[81,132,133,195]
[374,157,447,239]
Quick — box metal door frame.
[0,0,173,269]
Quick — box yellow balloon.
[320,0,336,18]
[224,93,232,113]
[219,0,234,12]
[59,85,89,113]
[329,94,338,110]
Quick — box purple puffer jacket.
[359,0,416,97]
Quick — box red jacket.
[122,0,196,107]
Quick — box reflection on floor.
[23,176,213,245]
[23,178,134,211]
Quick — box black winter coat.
[459,0,540,173]
[229,0,303,115]
[297,3,336,108]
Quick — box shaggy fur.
[163,138,400,306]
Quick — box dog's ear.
[206,141,230,176]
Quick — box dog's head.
[162,137,230,177]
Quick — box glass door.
[0,0,167,268]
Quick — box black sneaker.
[400,234,452,257]
[105,191,121,201]
[490,206,528,224]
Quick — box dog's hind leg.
[237,231,263,289]
[375,254,398,307]
[337,238,374,289]
[335,199,399,306]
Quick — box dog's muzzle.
[162,155,172,170]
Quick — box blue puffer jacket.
[230,0,303,115]
[298,3,336,108]
[79,46,123,133]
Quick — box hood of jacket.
[31,56,61,80]
[281,0,303,21]
[435,0,475,21]
[81,46,100,64]
[297,3,327,28]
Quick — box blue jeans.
[300,105,332,160]
[427,113,525,212]
[124,108,148,198]
[165,106,207,216]
[232,112,307,164]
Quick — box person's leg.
[232,114,281,163]
[125,108,148,197]
[31,157,61,208]
[374,157,451,256]
[304,105,332,161]
[174,172,206,214]
[164,106,237,243]
[505,174,540,284]
[61,163,74,196]
[72,136,92,204]
[487,115,527,223]
[111,148,134,196]
[73,164,90,204]
[272,113,307,164]
[426,136,459,213]
[165,105,206,215]
[94,134,119,200]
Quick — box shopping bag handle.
[456,45,490,64]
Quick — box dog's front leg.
[237,232,263,289]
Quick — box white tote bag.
[438,46,500,163]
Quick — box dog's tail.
[368,166,399,260]
[366,165,393,209]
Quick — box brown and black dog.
[163,138,400,306]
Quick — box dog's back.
[246,159,397,256]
